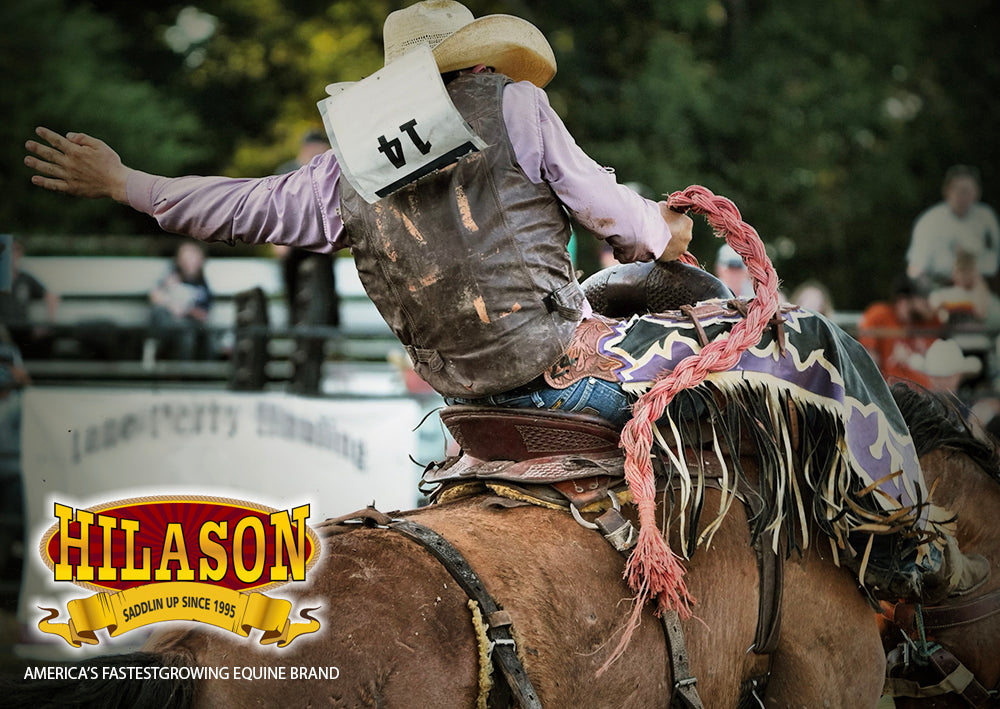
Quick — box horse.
[1,402,892,708]
[881,384,1000,708]
[0,189,899,706]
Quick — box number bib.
[318,46,487,203]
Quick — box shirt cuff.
[125,169,160,214]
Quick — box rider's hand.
[24,127,130,203]
[656,201,693,262]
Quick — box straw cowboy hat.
[382,0,557,88]
[908,339,982,378]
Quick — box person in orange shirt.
[857,277,942,388]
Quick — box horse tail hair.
[0,649,197,709]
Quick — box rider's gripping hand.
[656,201,693,262]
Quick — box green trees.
[1,0,204,235]
[533,0,999,305]
[5,0,997,307]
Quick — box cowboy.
[24,0,690,427]
[23,1,986,606]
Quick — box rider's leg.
[445,375,634,428]
[848,508,990,604]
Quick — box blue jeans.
[446,376,633,428]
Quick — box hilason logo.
[37,495,321,648]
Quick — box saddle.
[580,258,735,317]
[426,258,739,510]
[426,404,779,709]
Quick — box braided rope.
[620,184,780,624]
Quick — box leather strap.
[388,520,543,709]
[885,592,1000,707]
[892,588,1000,634]
[661,609,705,709]
[424,451,625,486]
[885,644,997,707]
[749,528,783,654]
[314,506,396,534]
[926,648,996,708]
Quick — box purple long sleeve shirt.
[126,81,673,264]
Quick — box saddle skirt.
[427,406,626,490]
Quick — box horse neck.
[921,449,1000,571]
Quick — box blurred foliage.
[3,0,998,308]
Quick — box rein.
[618,185,781,624]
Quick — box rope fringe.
[613,185,780,656]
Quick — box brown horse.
[0,417,890,708]
[881,385,1000,708]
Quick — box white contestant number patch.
[318,45,487,203]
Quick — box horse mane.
[889,382,1000,486]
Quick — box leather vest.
[340,73,584,397]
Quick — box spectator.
[148,242,214,360]
[273,130,341,394]
[0,239,60,357]
[906,165,1000,293]
[790,279,835,318]
[928,249,1000,330]
[714,243,754,297]
[277,129,330,175]
[857,276,942,388]
[0,330,28,583]
[908,338,982,395]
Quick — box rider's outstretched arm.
[24,126,341,253]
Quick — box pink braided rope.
[617,184,779,633]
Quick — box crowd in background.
[705,164,1000,439]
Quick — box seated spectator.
[857,276,942,388]
[928,249,1000,330]
[0,239,60,357]
[148,242,214,360]
[790,279,835,318]
[906,165,999,293]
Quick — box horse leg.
[764,541,885,708]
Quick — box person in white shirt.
[906,165,999,293]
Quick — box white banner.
[19,387,422,636]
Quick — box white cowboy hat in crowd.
[716,243,746,270]
[382,0,557,88]
[908,339,983,378]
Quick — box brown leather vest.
[340,73,584,397]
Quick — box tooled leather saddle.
[424,259,737,511]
